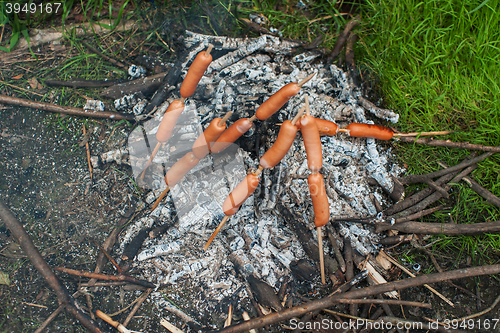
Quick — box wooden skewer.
[203,167,263,251]
[248,114,257,122]
[394,130,453,137]
[139,142,162,180]
[317,226,326,285]
[218,111,233,126]
[203,215,229,251]
[150,186,170,211]
[291,106,306,125]
[297,72,316,88]
[205,43,214,56]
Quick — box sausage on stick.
[150,152,200,211]
[301,95,328,284]
[260,107,305,169]
[192,111,232,159]
[180,44,214,99]
[255,72,316,121]
[338,123,452,140]
[210,117,255,154]
[203,167,262,251]
[139,99,185,179]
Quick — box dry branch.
[437,161,500,208]
[216,264,500,333]
[394,164,476,217]
[0,94,134,120]
[398,137,500,152]
[400,152,493,185]
[54,267,155,289]
[0,201,103,333]
[327,15,360,64]
[376,220,500,235]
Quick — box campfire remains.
[103,31,407,326]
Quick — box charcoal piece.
[290,259,318,281]
[247,275,283,311]
[122,228,149,261]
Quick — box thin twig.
[437,161,500,208]
[0,94,134,120]
[398,137,500,152]
[123,288,152,327]
[379,251,454,307]
[400,151,493,185]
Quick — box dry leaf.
[0,271,10,286]
[12,74,23,79]
[28,77,43,90]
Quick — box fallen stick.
[376,220,500,235]
[394,164,476,218]
[0,94,134,120]
[385,153,472,216]
[437,161,500,208]
[394,204,445,224]
[398,136,500,153]
[327,15,360,64]
[400,151,493,185]
[0,202,103,333]
[335,298,432,309]
[379,251,453,307]
[345,33,358,69]
[54,267,155,289]
[45,79,121,88]
[216,264,500,333]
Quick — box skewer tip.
[218,111,233,127]
[297,72,316,88]
[205,43,214,56]
[291,106,306,125]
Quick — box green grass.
[355,0,500,256]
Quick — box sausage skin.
[223,174,260,215]
[297,118,339,136]
[165,152,199,186]
[308,173,329,227]
[156,100,185,143]
[192,117,226,159]
[346,123,393,140]
[255,83,300,120]
[180,51,212,98]
[210,118,253,154]
[260,120,297,169]
[300,115,323,172]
